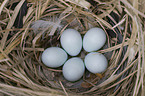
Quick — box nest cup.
[0,0,144,96]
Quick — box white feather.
[31,18,61,35]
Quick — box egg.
[60,29,82,56]
[83,27,106,52]
[41,47,68,68]
[63,57,85,81]
[84,52,108,73]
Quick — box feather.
[31,19,61,35]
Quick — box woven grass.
[0,0,145,96]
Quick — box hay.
[0,0,144,96]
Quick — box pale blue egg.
[41,47,68,68]
[84,52,108,73]
[60,29,82,56]
[63,57,85,81]
[83,27,106,52]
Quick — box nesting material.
[0,0,144,96]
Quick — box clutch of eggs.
[41,27,108,81]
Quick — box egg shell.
[60,29,82,56]
[63,57,85,81]
[41,47,68,68]
[84,52,108,73]
[83,27,106,52]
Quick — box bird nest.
[0,0,145,96]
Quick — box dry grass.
[0,0,145,96]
